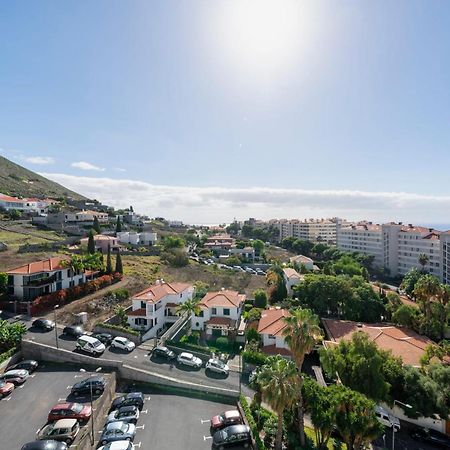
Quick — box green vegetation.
[95,321,140,337]
[253,289,268,309]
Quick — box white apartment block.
[441,232,450,285]
[275,218,342,245]
[117,231,158,246]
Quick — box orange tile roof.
[322,318,438,367]
[258,308,290,337]
[7,256,70,275]
[199,290,245,309]
[133,282,191,304]
[206,317,233,326]
[283,268,302,279]
[128,308,147,317]
[261,344,292,357]
[0,194,24,202]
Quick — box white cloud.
[40,172,450,226]
[113,167,126,172]
[70,161,105,171]
[20,155,55,165]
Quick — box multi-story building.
[275,218,343,245]
[6,256,86,301]
[117,231,158,246]
[441,232,450,285]
[337,222,383,267]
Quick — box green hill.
[0,155,86,200]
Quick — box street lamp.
[80,367,102,445]
[391,400,412,450]
[238,345,243,396]
[53,304,59,349]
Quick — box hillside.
[0,155,86,199]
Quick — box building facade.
[441,232,450,285]
[257,308,291,357]
[275,218,342,245]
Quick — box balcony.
[23,275,57,287]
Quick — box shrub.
[95,322,140,337]
[242,350,269,366]
[239,395,267,450]
[0,347,18,364]
[246,327,261,344]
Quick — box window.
[212,308,217,315]
[268,334,276,339]
[223,308,230,316]
[135,318,147,326]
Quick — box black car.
[111,392,145,411]
[71,376,106,397]
[410,428,450,448]
[32,319,55,331]
[21,441,68,450]
[9,359,39,373]
[212,424,251,448]
[62,326,85,338]
[152,346,176,360]
[92,333,113,346]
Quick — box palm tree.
[257,356,299,450]
[418,253,429,273]
[282,308,323,447]
[176,298,202,336]
[62,255,84,287]
[413,274,441,319]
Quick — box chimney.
[155,279,161,285]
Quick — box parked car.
[375,406,400,430]
[71,376,106,397]
[107,406,140,424]
[38,418,80,444]
[0,369,29,385]
[76,335,106,356]
[62,326,85,338]
[111,337,135,352]
[92,333,114,346]
[48,402,92,423]
[410,428,450,448]
[111,392,145,411]
[152,346,176,360]
[245,267,257,274]
[9,359,38,373]
[100,421,136,445]
[97,442,133,450]
[212,424,251,448]
[21,441,68,450]
[177,352,202,368]
[256,269,266,275]
[206,359,230,375]
[32,318,55,331]
[0,380,14,397]
[210,410,242,430]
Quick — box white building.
[228,247,255,262]
[283,268,304,295]
[289,255,314,271]
[337,222,383,267]
[0,194,56,214]
[441,232,450,285]
[192,290,246,338]
[275,218,342,245]
[257,308,291,357]
[80,234,120,253]
[6,256,86,301]
[117,231,158,246]
[127,281,195,341]
[64,210,109,223]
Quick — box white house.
[257,308,291,357]
[127,281,194,340]
[64,210,109,224]
[289,255,314,271]
[6,256,86,301]
[283,268,304,295]
[80,234,120,253]
[117,231,157,246]
[229,247,255,262]
[191,289,246,339]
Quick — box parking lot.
[98,386,250,450]
[0,363,112,449]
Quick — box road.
[26,325,253,397]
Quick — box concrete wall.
[93,324,141,345]
[0,351,22,374]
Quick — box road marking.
[5,397,11,402]
[136,424,145,430]
[200,419,210,424]
[133,443,141,448]
[58,398,66,402]
[145,396,151,401]
[18,384,25,389]
[203,436,213,441]
[67,385,72,389]
[141,409,148,414]
[30,374,36,378]
[134,355,138,359]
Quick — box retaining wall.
[93,324,141,345]
[0,351,22,374]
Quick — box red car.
[0,380,14,398]
[210,410,242,430]
[48,402,92,422]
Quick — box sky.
[1,1,450,225]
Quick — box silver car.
[177,352,202,368]
[107,406,140,424]
[206,358,230,375]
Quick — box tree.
[162,235,185,251]
[253,289,268,308]
[385,291,402,321]
[87,230,96,254]
[93,216,101,234]
[246,327,260,344]
[282,308,323,447]
[257,356,300,450]
[413,274,441,322]
[176,298,201,318]
[418,253,429,273]
[392,304,420,328]
[420,341,450,366]
[82,252,104,271]
[0,319,27,352]
[106,245,113,274]
[332,256,363,277]
[400,267,423,298]
[252,239,265,256]
[312,243,328,258]
[320,332,391,403]
[115,216,122,233]
[114,306,128,327]
[8,209,21,220]
[115,252,123,274]
[161,248,189,267]
[0,272,7,296]
[61,255,84,288]
[332,384,383,450]
[266,266,287,304]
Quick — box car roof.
[106,421,127,430]
[224,410,240,419]
[180,352,193,357]
[53,418,78,428]
[114,337,127,341]
[101,441,131,450]
[51,403,72,410]
[223,424,249,433]
[119,406,137,413]
[4,369,27,375]
[126,392,143,398]
[155,346,169,351]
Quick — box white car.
[375,406,400,430]
[177,352,202,368]
[111,337,136,352]
[97,441,134,450]
[206,358,230,375]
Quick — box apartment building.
[275,218,343,245]
[337,222,383,266]
[441,232,450,285]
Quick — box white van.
[76,335,106,356]
[375,406,400,430]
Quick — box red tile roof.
[322,318,439,367]
[133,282,191,304]
[261,345,292,357]
[257,308,290,337]
[206,317,233,326]
[0,194,24,203]
[283,268,302,279]
[127,308,147,317]
[199,290,245,309]
[7,256,69,274]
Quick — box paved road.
[26,326,253,397]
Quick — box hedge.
[95,322,140,337]
[0,346,18,364]
[239,395,267,450]
[242,350,269,366]
[165,339,211,355]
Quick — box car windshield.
[214,360,225,368]
[93,340,103,347]
[72,404,83,413]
